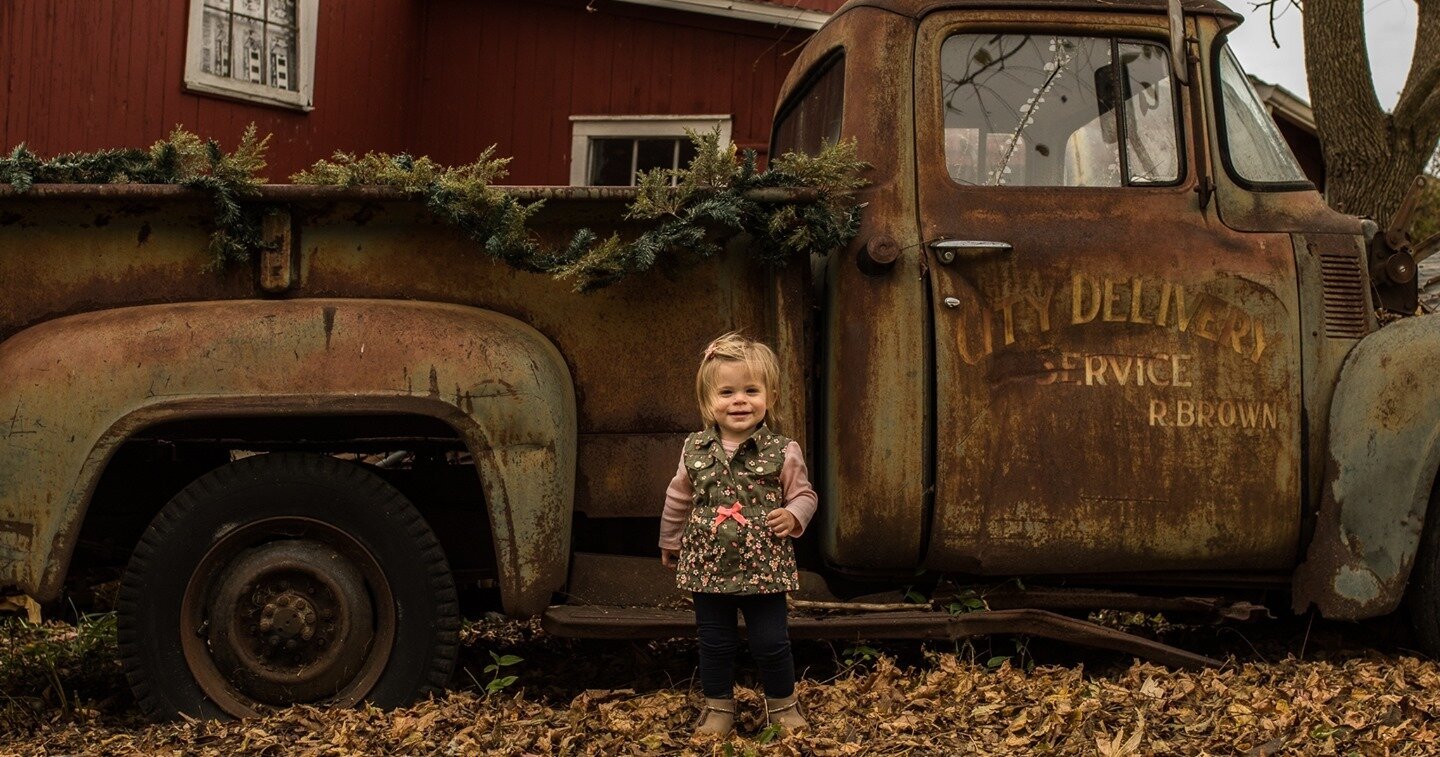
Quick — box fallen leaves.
[6,616,1440,755]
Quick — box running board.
[542,605,1221,670]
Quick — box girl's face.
[708,360,769,442]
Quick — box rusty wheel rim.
[180,517,397,717]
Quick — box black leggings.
[692,591,795,699]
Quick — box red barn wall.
[1,0,426,181]
[2,0,828,183]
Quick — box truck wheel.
[1408,484,1440,654]
[118,452,459,720]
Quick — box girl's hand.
[766,508,799,538]
[661,548,679,569]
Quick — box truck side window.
[773,55,845,157]
[1215,45,1309,186]
[940,34,1180,187]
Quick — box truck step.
[541,605,1220,670]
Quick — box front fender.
[1293,314,1440,619]
[0,299,575,617]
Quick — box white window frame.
[184,0,319,112]
[568,115,733,186]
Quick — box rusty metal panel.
[838,0,1242,22]
[1292,232,1372,549]
[912,11,1302,574]
[783,7,930,572]
[1293,313,1440,619]
[0,299,575,616]
[289,198,796,436]
[259,210,295,293]
[575,433,685,518]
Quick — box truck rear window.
[773,55,845,158]
[940,34,1180,188]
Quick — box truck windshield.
[940,34,1179,187]
[1215,44,1309,186]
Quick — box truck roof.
[835,0,1241,21]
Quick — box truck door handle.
[928,239,1013,264]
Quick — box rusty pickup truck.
[3,0,1438,721]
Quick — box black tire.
[1408,483,1440,654]
[118,452,459,720]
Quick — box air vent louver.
[1318,252,1368,338]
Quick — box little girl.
[659,331,818,738]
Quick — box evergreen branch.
[1,125,272,269]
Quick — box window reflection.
[941,34,1179,188]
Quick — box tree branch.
[1250,0,1302,49]
[1393,0,1440,129]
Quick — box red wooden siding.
[1,0,426,181]
[2,0,823,182]
[415,0,818,183]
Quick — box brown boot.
[693,697,735,738]
[766,694,808,733]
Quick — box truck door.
[914,16,1303,574]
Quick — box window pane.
[1119,42,1179,184]
[267,25,297,91]
[235,0,264,19]
[232,15,265,84]
[773,56,845,157]
[588,139,635,186]
[635,139,677,175]
[203,0,231,8]
[1217,46,1308,184]
[942,34,1119,187]
[201,8,232,76]
[678,138,698,170]
[267,0,295,26]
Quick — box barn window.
[569,116,733,186]
[184,0,318,111]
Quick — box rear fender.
[0,299,575,616]
[1293,314,1440,619]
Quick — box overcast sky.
[1226,0,1417,110]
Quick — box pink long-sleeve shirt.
[658,438,818,550]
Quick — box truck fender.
[1293,313,1440,619]
[0,299,575,617]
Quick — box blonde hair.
[696,331,783,431]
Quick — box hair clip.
[702,345,719,362]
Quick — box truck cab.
[775,0,1376,587]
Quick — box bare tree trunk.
[1302,0,1440,227]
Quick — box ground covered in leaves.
[1,610,1437,755]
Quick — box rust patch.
[322,306,336,349]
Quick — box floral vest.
[675,424,801,595]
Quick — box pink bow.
[714,502,748,527]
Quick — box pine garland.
[294,129,867,290]
[0,125,272,269]
[2,127,867,289]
